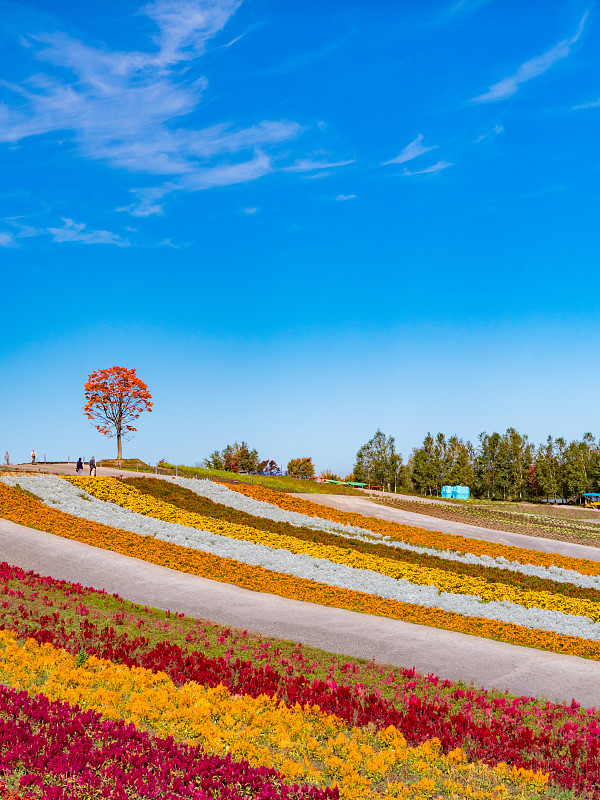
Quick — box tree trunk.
[117,434,122,464]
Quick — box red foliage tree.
[527,462,541,496]
[83,366,153,462]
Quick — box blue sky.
[1,0,599,474]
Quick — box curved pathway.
[1,517,599,708]
[297,494,600,562]
[12,465,600,560]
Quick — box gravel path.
[1,517,600,708]
[4,463,164,478]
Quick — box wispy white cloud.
[118,186,171,217]
[156,237,186,247]
[402,160,453,176]
[1,215,129,246]
[0,231,17,248]
[281,157,354,173]
[471,12,588,103]
[302,171,332,180]
[0,0,336,215]
[46,218,129,245]
[573,97,600,110]
[242,206,258,214]
[181,148,273,189]
[474,124,504,143]
[142,0,243,65]
[383,134,437,165]
[336,194,356,201]
[1,217,40,239]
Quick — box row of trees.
[202,444,319,479]
[353,428,600,500]
[202,442,279,475]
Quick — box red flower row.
[1,561,599,797]
[0,684,337,800]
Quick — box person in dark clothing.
[76,457,83,476]
[89,456,96,476]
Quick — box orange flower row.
[3,482,600,661]
[220,481,600,577]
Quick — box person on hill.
[76,457,83,476]
[89,456,96,476]
[4,451,8,466]
[31,449,36,464]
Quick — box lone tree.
[84,366,153,462]
[287,457,315,479]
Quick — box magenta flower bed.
[0,684,338,800]
[2,561,600,797]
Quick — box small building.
[441,485,470,500]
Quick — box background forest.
[353,429,600,501]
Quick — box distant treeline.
[353,429,600,500]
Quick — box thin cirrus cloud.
[473,124,504,143]
[0,231,16,248]
[46,219,129,246]
[0,0,348,218]
[573,97,600,110]
[281,158,355,173]
[336,194,356,201]
[382,134,437,166]
[402,160,453,176]
[471,11,589,103]
[0,217,129,247]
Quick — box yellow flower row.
[3,480,600,661]
[0,629,548,800]
[69,477,600,623]
[221,481,600,577]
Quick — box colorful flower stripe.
[127,477,600,599]
[10,475,600,641]
[5,477,589,643]
[0,629,550,800]
[0,683,336,800]
[221,481,600,577]
[2,565,599,798]
[174,475,369,535]
[176,477,600,591]
[66,477,600,626]
[5,483,600,662]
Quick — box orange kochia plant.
[83,366,153,461]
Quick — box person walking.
[89,456,96,476]
[4,452,9,466]
[76,457,83,476]
[31,449,36,464]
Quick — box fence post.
[155,464,157,475]
[175,465,178,478]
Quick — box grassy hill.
[99,459,362,495]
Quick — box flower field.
[0,474,599,796]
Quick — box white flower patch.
[174,477,600,592]
[172,477,372,537]
[4,474,600,641]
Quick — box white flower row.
[172,477,372,536]
[4,474,600,641]
[175,477,600,592]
